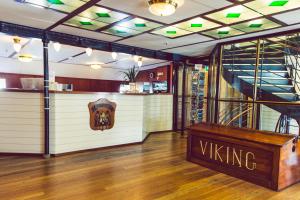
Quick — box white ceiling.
[98,0,232,24]
[0,32,167,70]
[0,0,300,58]
[0,0,66,29]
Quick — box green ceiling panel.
[64,16,108,31]
[202,27,244,39]
[231,18,281,33]
[117,18,162,32]
[80,6,128,24]
[103,26,141,37]
[205,5,262,24]
[269,0,289,6]
[25,0,89,13]
[152,26,192,38]
[244,0,299,15]
[174,17,221,33]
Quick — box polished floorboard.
[0,132,300,200]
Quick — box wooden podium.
[187,123,300,191]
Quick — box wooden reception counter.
[0,89,173,155]
[187,123,300,191]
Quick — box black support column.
[43,35,50,158]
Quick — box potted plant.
[121,66,139,92]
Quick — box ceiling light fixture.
[53,42,61,52]
[133,55,139,62]
[90,64,102,70]
[18,54,33,63]
[86,48,93,56]
[137,57,143,67]
[112,52,118,60]
[13,37,22,53]
[148,0,179,16]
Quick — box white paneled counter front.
[0,90,173,154]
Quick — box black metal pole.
[181,63,186,135]
[252,39,261,129]
[43,35,50,158]
[172,62,179,131]
[214,46,222,124]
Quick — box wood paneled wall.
[136,66,169,82]
[0,73,126,92]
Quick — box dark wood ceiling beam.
[45,0,102,31]
[0,21,203,64]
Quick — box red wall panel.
[0,73,125,92]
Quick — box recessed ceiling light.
[112,52,118,60]
[13,37,21,52]
[90,64,102,70]
[86,48,93,56]
[53,42,61,52]
[47,0,64,5]
[269,0,288,6]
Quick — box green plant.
[121,66,138,82]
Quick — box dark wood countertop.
[0,88,172,95]
[188,123,296,147]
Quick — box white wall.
[0,57,124,80]
[0,91,173,154]
[0,92,43,154]
[143,94,173,139]
[50,93,145,154]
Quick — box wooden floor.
[1,132,300,200]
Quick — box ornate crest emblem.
[88,98,116,131]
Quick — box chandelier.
[148,0,179,16]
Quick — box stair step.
[227,69,288,78]
[239,76,290,85]
[223,64,287,70]
[272,93,298,101]
[257,84,295,92]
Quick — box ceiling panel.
[65,16,108,31]
[174,17,222,33]
[79,6,128,24]
[103,26,141,37]
[48,43,84,62]
[163,41,218,57]
[244,0,300,15]
[0,34,30,58]
[117,33,212,50]
[205,5,262,24]
[151,26,193,38]
[231,18,281,33]
[0,0,67,29]
[98,0,232,24]
[202,27,244,39]
[272,9,300,25]
[53,25,121,42]
[117,18,163,32]
[25,0,89,13]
